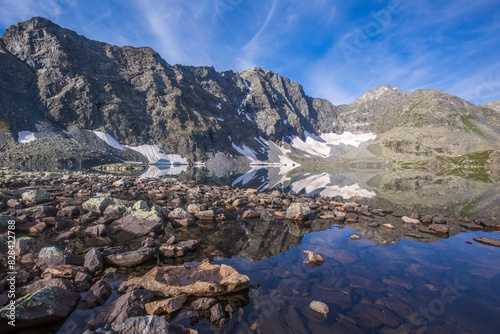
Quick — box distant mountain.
[0,17,498,170]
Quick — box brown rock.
[119,263,249,298]
[145,295,187,315]
[303,250,326,266]
[473,237,500,247]
[42,264,88,279]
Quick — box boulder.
[56,206,80,218]
[41,265,87,279]
[195,210,215,220]
[286,203,311,220]
[24,277,75,294]
[85,224,109,237]
[402,216,420,224]
[82,197,129,214]
[95,289,154,325]
[78,211,102,224]
[0,286,80,326]
[112,214,163,236]
[159,240,198,258]
[78,279,112,310]
[473,237,500,247]
[104,247,156,267]
[36,246,82,269]
[22,190,50,203]
[186,298,218,311]
[242,209,260,219]
[84,248,104,272]
[119,263,249,298]
[145,295,186,315]
[84,315,169,334]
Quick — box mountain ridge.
[0,17,499,169]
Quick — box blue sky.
[1,0,500,105]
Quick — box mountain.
[0,17,499,170]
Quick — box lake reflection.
[171,226,500,333]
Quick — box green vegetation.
[438,150,492,183]
[0,111,10,134]
[460,115,484,137]
[460,195,484,217]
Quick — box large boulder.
[82,197,129,214]
[286,203,311,220]
[119,263,249,298]
[0,286,80,329]
[104,247,157,267]
[94,289,154,325]
[159,240,198,258]
[36,246,83,269]
[22,190,50,203]
[78,279,112,310]
[84,248,104,272]
[23,277,75,294]
[111,214,163,236]
[84,315,170,334]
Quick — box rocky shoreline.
[0,173,499,333]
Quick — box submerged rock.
[309,301,329,317]
[119,263,250,298]
[473,237,500,247]
[159,240,198,258]
[303,250,326,266]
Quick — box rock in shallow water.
[119,263,249,298]
[309,301,329,317]
[303,250,326,266]
[473,237,500,247]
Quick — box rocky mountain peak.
[353,84,403,104]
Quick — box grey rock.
[84,248,104,272]
[78,279,112,309]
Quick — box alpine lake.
[1,162,499,334]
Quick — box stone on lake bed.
[119,262,249,298]
[274,211,286,219]
[85,315,169,334]
[473,237,500,247]
[113,178,131,186]
[402,216,420,224]
[303,250,326,266]
[286,203,311,220]
[382,223,395,229]
[350,235,362,240]
[309,301,329,317]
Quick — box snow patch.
[127,144,188,165]
[216,103,222,110]
[92,131,125,150]
[320,131,376,147]
[18,131,36,144]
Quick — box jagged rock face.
[0,17,338,161]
